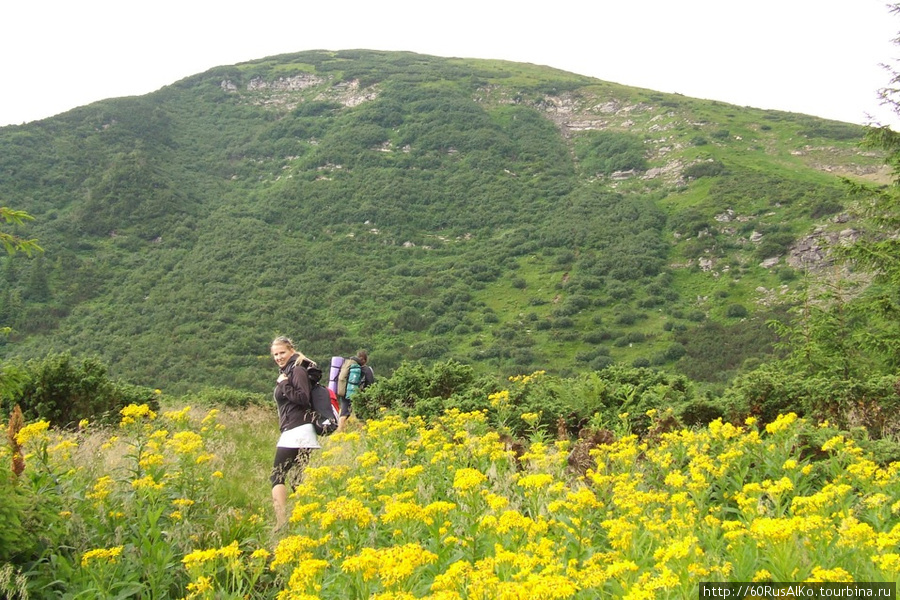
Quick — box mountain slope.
[0,50,884,393]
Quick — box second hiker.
[336,349,375,430]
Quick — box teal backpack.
[345,361,364,399]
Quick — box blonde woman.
[269,336,319,529]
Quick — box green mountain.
[0,50,886,394]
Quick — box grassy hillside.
[0,50,885,394]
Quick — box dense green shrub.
[675,318,780,383]
[573,130,647,176]
[408,339,450,360]
[683,160,726,179]
[721,364,900,435]
[517,365,696,436]
[755,231,796,260]
[798,120,864,141]
[0,353,158,427]
[809,199,843,219]
[354,359,498,421]
[583,330,612,344]
[552,317,575,329]
[678,398,726,427]
[590,356,615,371]
[725,303,749,318]
[359,360,699,439]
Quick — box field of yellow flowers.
[3,391,900,598]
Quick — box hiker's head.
[271,336,296,368]
[356,350,368,365]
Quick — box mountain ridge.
[0,49,884,393]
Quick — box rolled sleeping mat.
[328,356,344,394]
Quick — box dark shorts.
[339,396,352,417]
[270,447,311,487]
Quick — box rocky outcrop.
[787,226,860,272]
[220,75,377,111]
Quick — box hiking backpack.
[346,362,364,398]
[307,365,340,436]
[336,357,364,399]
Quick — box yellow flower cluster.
[15,420,49,445]
[163,406,192,422]
[81,546,123,567]
[452,467,487,492]
[341,543,437,588]
[167,431,204,454]
[119,403,157,427]
[488,390,510,408]
[509,370,546,385]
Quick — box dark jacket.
[274,354,314,432]
[361,365,375,389]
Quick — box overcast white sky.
[2,0,898,128]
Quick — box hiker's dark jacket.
[274,355,314,432]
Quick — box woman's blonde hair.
[271,336,311,365]
[272,335,295,349]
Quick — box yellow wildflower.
[182,547,218,570]
[517,472,554,491]
[357,451,379,468]
[313,496,374,529]
[167,430,204,454]
[119,403,157,422]
[163,406,191,422]
[484,492,509,511]
[282,559,329,595]
[521,412,541,426]
[872,553,900,574]
[87,476,115,501]
[341,543,437,588]
[139,451,165,469]
[805,566,854,582]
[251,548,271,561]
[821,435,847,453]
[381,499,430,525]
[131,475,165,491]
[15,420,49,445]
[764,413,797,434]
[185,576,213,595]
[81,546,123,567]
[837,517,876,550]
[201,408,219,426]
[453,467,487,492]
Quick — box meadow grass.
[3,392,900,598]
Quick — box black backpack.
[307,366,339,436]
